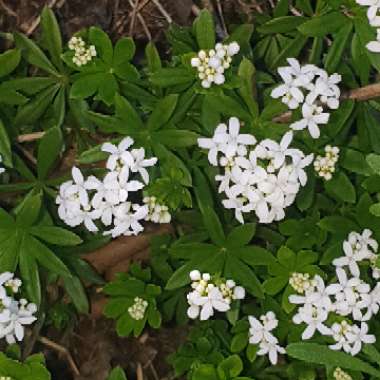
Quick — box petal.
[228,117,240,137]
[366,41,380,53]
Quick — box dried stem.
[25,0,59,35]
[38,336,80,376]
[17,131,46,143]
[151,0,173,23]
[128,0,152,40]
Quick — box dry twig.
[151,0,173,23]
[17,131,46,143]
[25,0,59,36]
[128,0,152,40]
[38,336,80,376]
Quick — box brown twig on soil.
[24,0,59,36]
[17,131,46,143]
[128,0,152,40]
[82,224,172,274]
[38,336,80,376]
[215,0,228,36]
[0,0,18,18]
[129,0,140,36]
[273,82,380,123]
[151,0,173,23]
[16,143,37,165]
[137,363,144,380]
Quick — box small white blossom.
[191,42,240,88]
[143,196,171,224]
[186,272,245,320]
[333,367,352,380]
[68,36,97,66]
[128,297,148,320]
[248,311,285,365]
[314,145,339,181]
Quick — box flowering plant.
[2,2,380,379]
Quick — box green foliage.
[103,264,162,337]
[0,352,51,380]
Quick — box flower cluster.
[198,117,313,224]
[56,137,171,238]
[289,229,380,356]
[271,58,341,139]
[0,272,37,345]
[128,297,148,321]
[355,0,380,52]
[0,154,5,175]
[191,41,240,88]
[289,272,314,294]
[333,367,352,380]
[68,36,97,66]
[0,377,12,380]
[186,270,245,321]
[248,312,285,365]
[143,196,171,224]
[313,145,339,181]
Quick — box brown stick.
[82,224,172,273]
[273,83,380,124]
[24,0,59,35]
[17,131,46,143]
[38,336,80,376]
[151,0,173,23]
[129,0,140,36]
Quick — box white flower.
[314,145,339,180]
[248,311,285,365]
[306,72,341,109]
[329,320,354,354]
[257,338,285,365]
[0,298,37,344]
[346,322,375,356]
[290,103,330,139]
[105,203,148,238]
[368,28,380,52]
[102,137,134,171]
[128,148,157,184]
[143,196,171,224]
[0,154,5,174]
[0,272,14,300]
[356,0,380,24]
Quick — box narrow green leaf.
[194,10,215,50]
[41,6,63,70]
[287,343,380,377]
[258,16,306,34]
[29,226,82,246]
[0,119,12,167]
[16,193,42,227]
[0,49,21,78]
[63,276,89,313]
[147,94,178,130]
[202,206,225,246]
[297,12,349,37]
[37,126,63,180]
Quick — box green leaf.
[114,93,144,129]
[194,10,215,50]
[278,246,296,269]
[41,6,63,70]
[15,84,59,126]
[113,37,135,65]
[0,49,21,78]
[201,206,225,246]
[324,22,353,73]
[226,224,256,247]
[0,119,13,167]
[325,172,356,204]
[14,32,57,75]
[341,148,372,176]
[107,367,127,380]
[29,226,82,246]
[150,68,194,87]
[25,235,70,277]
[270,34,308,69]
[287,343,380,377]
[263,276,288,295]
[231,332,248,353]
[154,130,198,148]
[145,42,162,72]
[37,126,63,180]
[63,276,89,313]
[19,247,41,305]
[258,16,306,34]
[326,100,355,138]
[318,216,359,236]
[367,153,380,175]
[16,193,42,227]
[193,364,219,380]
[238,58,259,117]
[217,355,243,378]
[148,94,178,130]
[89,26,113,64]
[297,12,349,37]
